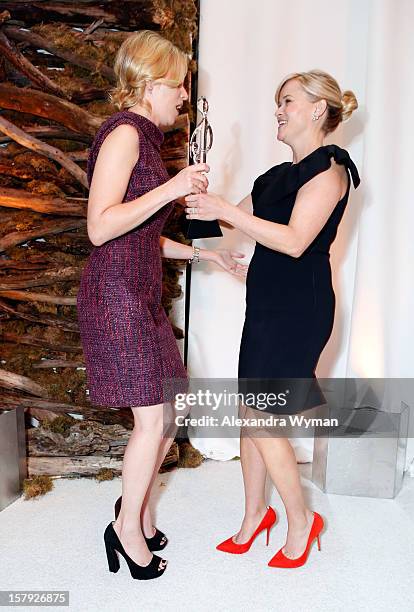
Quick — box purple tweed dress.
[76,111,187,407]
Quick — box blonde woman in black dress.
[186,70,360,568]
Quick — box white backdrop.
[187,0,414,466]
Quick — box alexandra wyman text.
[175,415,339,428]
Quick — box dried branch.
[1,393,85,414]
[0,114,88,188]
[0,29,70,97]
[0,297,79,331]
[0,265,81,289]
[0,290,77,305]
[0,217,85,252]
[27,407,62,422]
[0,260,49,271]
[80,18,104,37]
[0,188,87,217]
[32,359,84,368]
[0,84,102,136]
[0,367,48,397]
[0,127,91,145]
[27,456,122,478]
[67,150,88,162]
[1,331,81,352]
[0,1,175,29]
[3,24,116,83]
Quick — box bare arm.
[159,234,231,264]
[159,236,248,277]
[160,236,203,260]
[186,162,347,258]
[219,193,253,229]
[87,124,208,246]
[236,194,253,214]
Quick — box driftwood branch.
[27,456,124,477]
[0,126,92,144]
[26,445,179,476]
[0,84,102,136]
[81,28,129,43]
[4,25,116,83]
[0,217,86,252]
[1,331,81,352]
[0,29,70,97]
[0,367,48,397]
[0,160,77,193]
[0,114,88,188]
[67,150,89,162]
[1,394,86,414]
[0,266,81,289]
[27,419,134,456]
[0,188,87,217]
[27,407,62,422]
[0,290,77,305]
[0,260,49,271]
[0,298,79,331]
[0,2,175,29]
[80,18,104,37]
[32,359,84,368]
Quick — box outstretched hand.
[212,249,248,277]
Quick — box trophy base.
[185,219,223,239]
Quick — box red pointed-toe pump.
[216,506,277,554]
[268,511,324,568]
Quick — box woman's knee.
[131,403,165,434]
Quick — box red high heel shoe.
[216,507,277,554]
[268,511,324,568]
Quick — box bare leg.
[112,402,165,567]
[232,432,269,544]
[140,428,175,537]
[140,400,186,537]
[249,433,314,559]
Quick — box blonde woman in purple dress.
[76,31,247,580]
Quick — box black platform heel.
[104,522,167,580]
[114,496,168,551]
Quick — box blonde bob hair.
[109,30,188,111]
[275,69,358,134]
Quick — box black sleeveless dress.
[238,144,360,415]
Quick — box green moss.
[95,468,116,482]
[23,475,54,499]
[177,441,204,468]
[43,414,77,437]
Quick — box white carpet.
[1,459,413,612]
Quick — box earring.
[312,111,319,121]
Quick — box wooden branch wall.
[0,0,198,477]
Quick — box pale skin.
[185,78,349,559]
[89,74,248,570]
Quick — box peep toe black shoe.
[104,521,167,580]
[114,496,168,551]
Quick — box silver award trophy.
[186,96,222,239]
